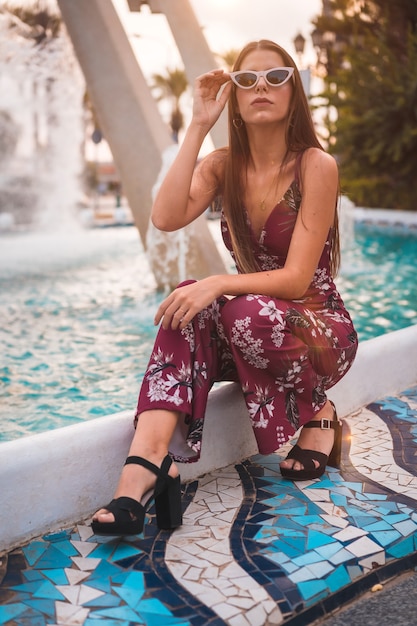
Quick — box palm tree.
[1,0,84,225]
[1,0,62,150]
[151,67,188,143]
[1,0,61,43]
[216,48,240,71]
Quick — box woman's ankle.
[313,400,335,421]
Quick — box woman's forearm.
[214,268,311,302]
[151,122,210,232]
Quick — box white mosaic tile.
[70,540,97,558]
[64,568,90,586]
[329,547,357,565]
[165,465,283,625]
[289,566,317,583]
[320,514,349,529]
[212,601,241,620]
[345,535,384,558]
[305,488,331,501]
[245,603,270,626]
[56,584,103,606]
[76,525,94,542]
[333,526,368,542]
[54,600,89,625]
[358,550,386,572]
[344,407,417,500]
[70,557,101,571]
[228,614,252,626]
[394,519,417,535]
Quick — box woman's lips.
[251,97,272,105]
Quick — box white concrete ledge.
[1,324,417,553]
[354,206,417,227]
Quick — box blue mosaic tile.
[2,386,417,626]
[276,558,299,573]
[83,617,132,626]
[93,606,146,621]
[32,579,66,600]
[42,530,71,543]
[0,603,26,625]
[363,520,393,532]
[40,568,69,585]
[14,612,45,626]
[19,598,55,619]
[21,542,47,567]
[53,539,79,557]
[386,535,415,558]
[372,530,402,547]
[22,570,44,582]
[84,592,121,608]
[34,545,73,569]
[314,541,345,560]
[110,542,143,563]
[325,564,352,592]
[346,564,363,580]
[298,579,328,602]
[10,580,43,595]
[293,551,326,566]
[306,529,335,550]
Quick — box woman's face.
[235,49,293,127]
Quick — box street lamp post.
[293,32,306,67]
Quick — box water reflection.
[0,223,416,442]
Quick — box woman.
[92,40,358,536]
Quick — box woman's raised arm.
[151,70,232,232]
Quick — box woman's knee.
[220,294,292,330]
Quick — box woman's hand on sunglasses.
[192,69,232,131]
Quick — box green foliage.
[314,0,417,210]
[216,48,240,70]
[1,0,61,42]
[151,68,188,142]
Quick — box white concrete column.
[57,0,172,244]
[148,0,229,149]
[57,0,227,286]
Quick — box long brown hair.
[221,40,340,276]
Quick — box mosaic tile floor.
[1,385,417,626]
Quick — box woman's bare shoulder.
[200,147,228,170]
[195,147,228,187]
[302,147,338,177]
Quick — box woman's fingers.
[154,293,194,330]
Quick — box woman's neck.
[246,126,288,172]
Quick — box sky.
[113,0,323,77]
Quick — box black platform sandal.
[91,455,182,536]
[280,402,342,481]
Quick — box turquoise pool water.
[0,222,416,442]
[338,222,417,339]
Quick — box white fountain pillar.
[57,0,170,243]
[57,0,227,287]
[143,0,228,149]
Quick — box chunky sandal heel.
[155,474,183,529]
[281,402,342,481]
[91,454,182,536]
[327,422,342,468]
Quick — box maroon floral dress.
[135,170,358,463]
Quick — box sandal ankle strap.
[303,417,340,430]
[124,455,173,481]
[303,403,340,430]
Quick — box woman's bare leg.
[279,400,336,472]
[93,409,180,524]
